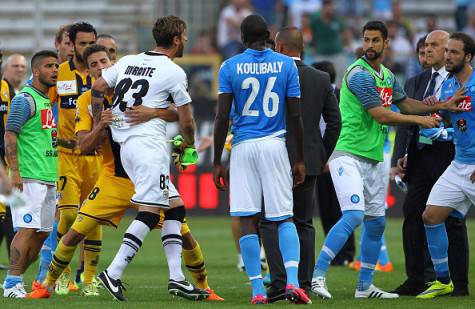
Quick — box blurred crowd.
[190,0,475,85]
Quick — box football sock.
[358,216,385,291]
[424,223,450,283]
[162,219,185,281]
[45,240,76,287]
[240,234,266,297]
[106,219,150,280]
[58,208,77,242]
[278,221,300,288]
[378,236,390,266]
[183,240,209,289]
[4,274,22,289]
[314,210,364,278]
[36,236,54,282]
[83,225,102,285]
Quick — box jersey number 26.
[241,77,279,117]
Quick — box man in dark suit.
[259,27,341,301]
[391,30,469,296]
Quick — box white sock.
[162,220,185,281]
[107,220,150,280]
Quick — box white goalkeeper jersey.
[101,51,191,143]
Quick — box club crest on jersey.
[377,87,392,107]
[41,109,56,129]
[457,119,467,132]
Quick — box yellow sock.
[183,241,209,289]
[45,239,76,287]
[83,225,102,285]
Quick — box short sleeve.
[286,60,301,98]
[218,61,232,94]
[75,92,92,134]
[169,67,192,106]
[101,59,122,88]
[392,75,407,104]
[347,67,381,110]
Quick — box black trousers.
[316,172,355,263]
[403,144,469,290]
[0,207,14,258]
[259,175,317,291]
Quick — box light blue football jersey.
[218,48,300,145]
[440,72,475,164]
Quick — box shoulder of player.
[346,65,373,84]
[77,90,91,105]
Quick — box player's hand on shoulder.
[443,87,468,112]
[292,161,306,188]
[100,109,113,129]
[417,115,440,128]
[213,164,229,191]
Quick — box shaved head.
[425,30,450,69]
[426,30,449,44]
[275,27,304,53]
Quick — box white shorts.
[11,182,56,232]
[427,161,475,216]
[230,137,293,220]
[329,155,387,216]
[120,136,178,208]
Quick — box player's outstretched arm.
[213,93,232,190]
[287,96,306,187]
[368,106,440,128]
[397,87,467,115]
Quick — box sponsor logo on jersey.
[457,96,472,111]
[57,80,77,95]
[41,109,56,129]
[457,119,467,132]
[51,129,58,147]
[377,87,393,107]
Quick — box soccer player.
[49,22,101,295]
[213,15,310,304]
[32,23,74,291]
[96,34,118,63]
[29,44,222,301]
[90,16,207,301]
[310,21,465,299]
[417,32,474,299]
[2,50,58,298]
[2,54,27,93]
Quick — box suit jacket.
[286,60,341,176]
[391,69,454,181]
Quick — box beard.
[74,49,84,64]
[175,41,184,58]
[364,48,382,60]
[446,60,465,74]
[39,75,56,88]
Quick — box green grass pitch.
[0,217,473,308]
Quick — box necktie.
[424,71,439,99]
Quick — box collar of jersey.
[144,51,168,57]
[244,48,271,55]
[451,69,475,89]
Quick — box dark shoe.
[390,280,426,296]
[267,286,286,303]
[97,270,127,301]
[451,287,469,297]
[168,279,209,301]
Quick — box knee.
[164,205,186,222]
[422,208,437,225]
[341,210,364,230]
[364,216,386,236]
[60,209,77,224]
[136,211,161,230]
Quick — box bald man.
[391,30,469,296]
[258,27,341,302]
[2,54,27,93]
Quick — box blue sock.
[424,223,450,282]
[36,233,54,282]
[355,225,364,262]
[4,274,23,289]
[358,216,385,291]
[378,236,390,265]
[239,234,266,297]
[314,210,364,278]
[278,221,300,288]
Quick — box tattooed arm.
[91,77,111,125]
[4,132,21,191]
